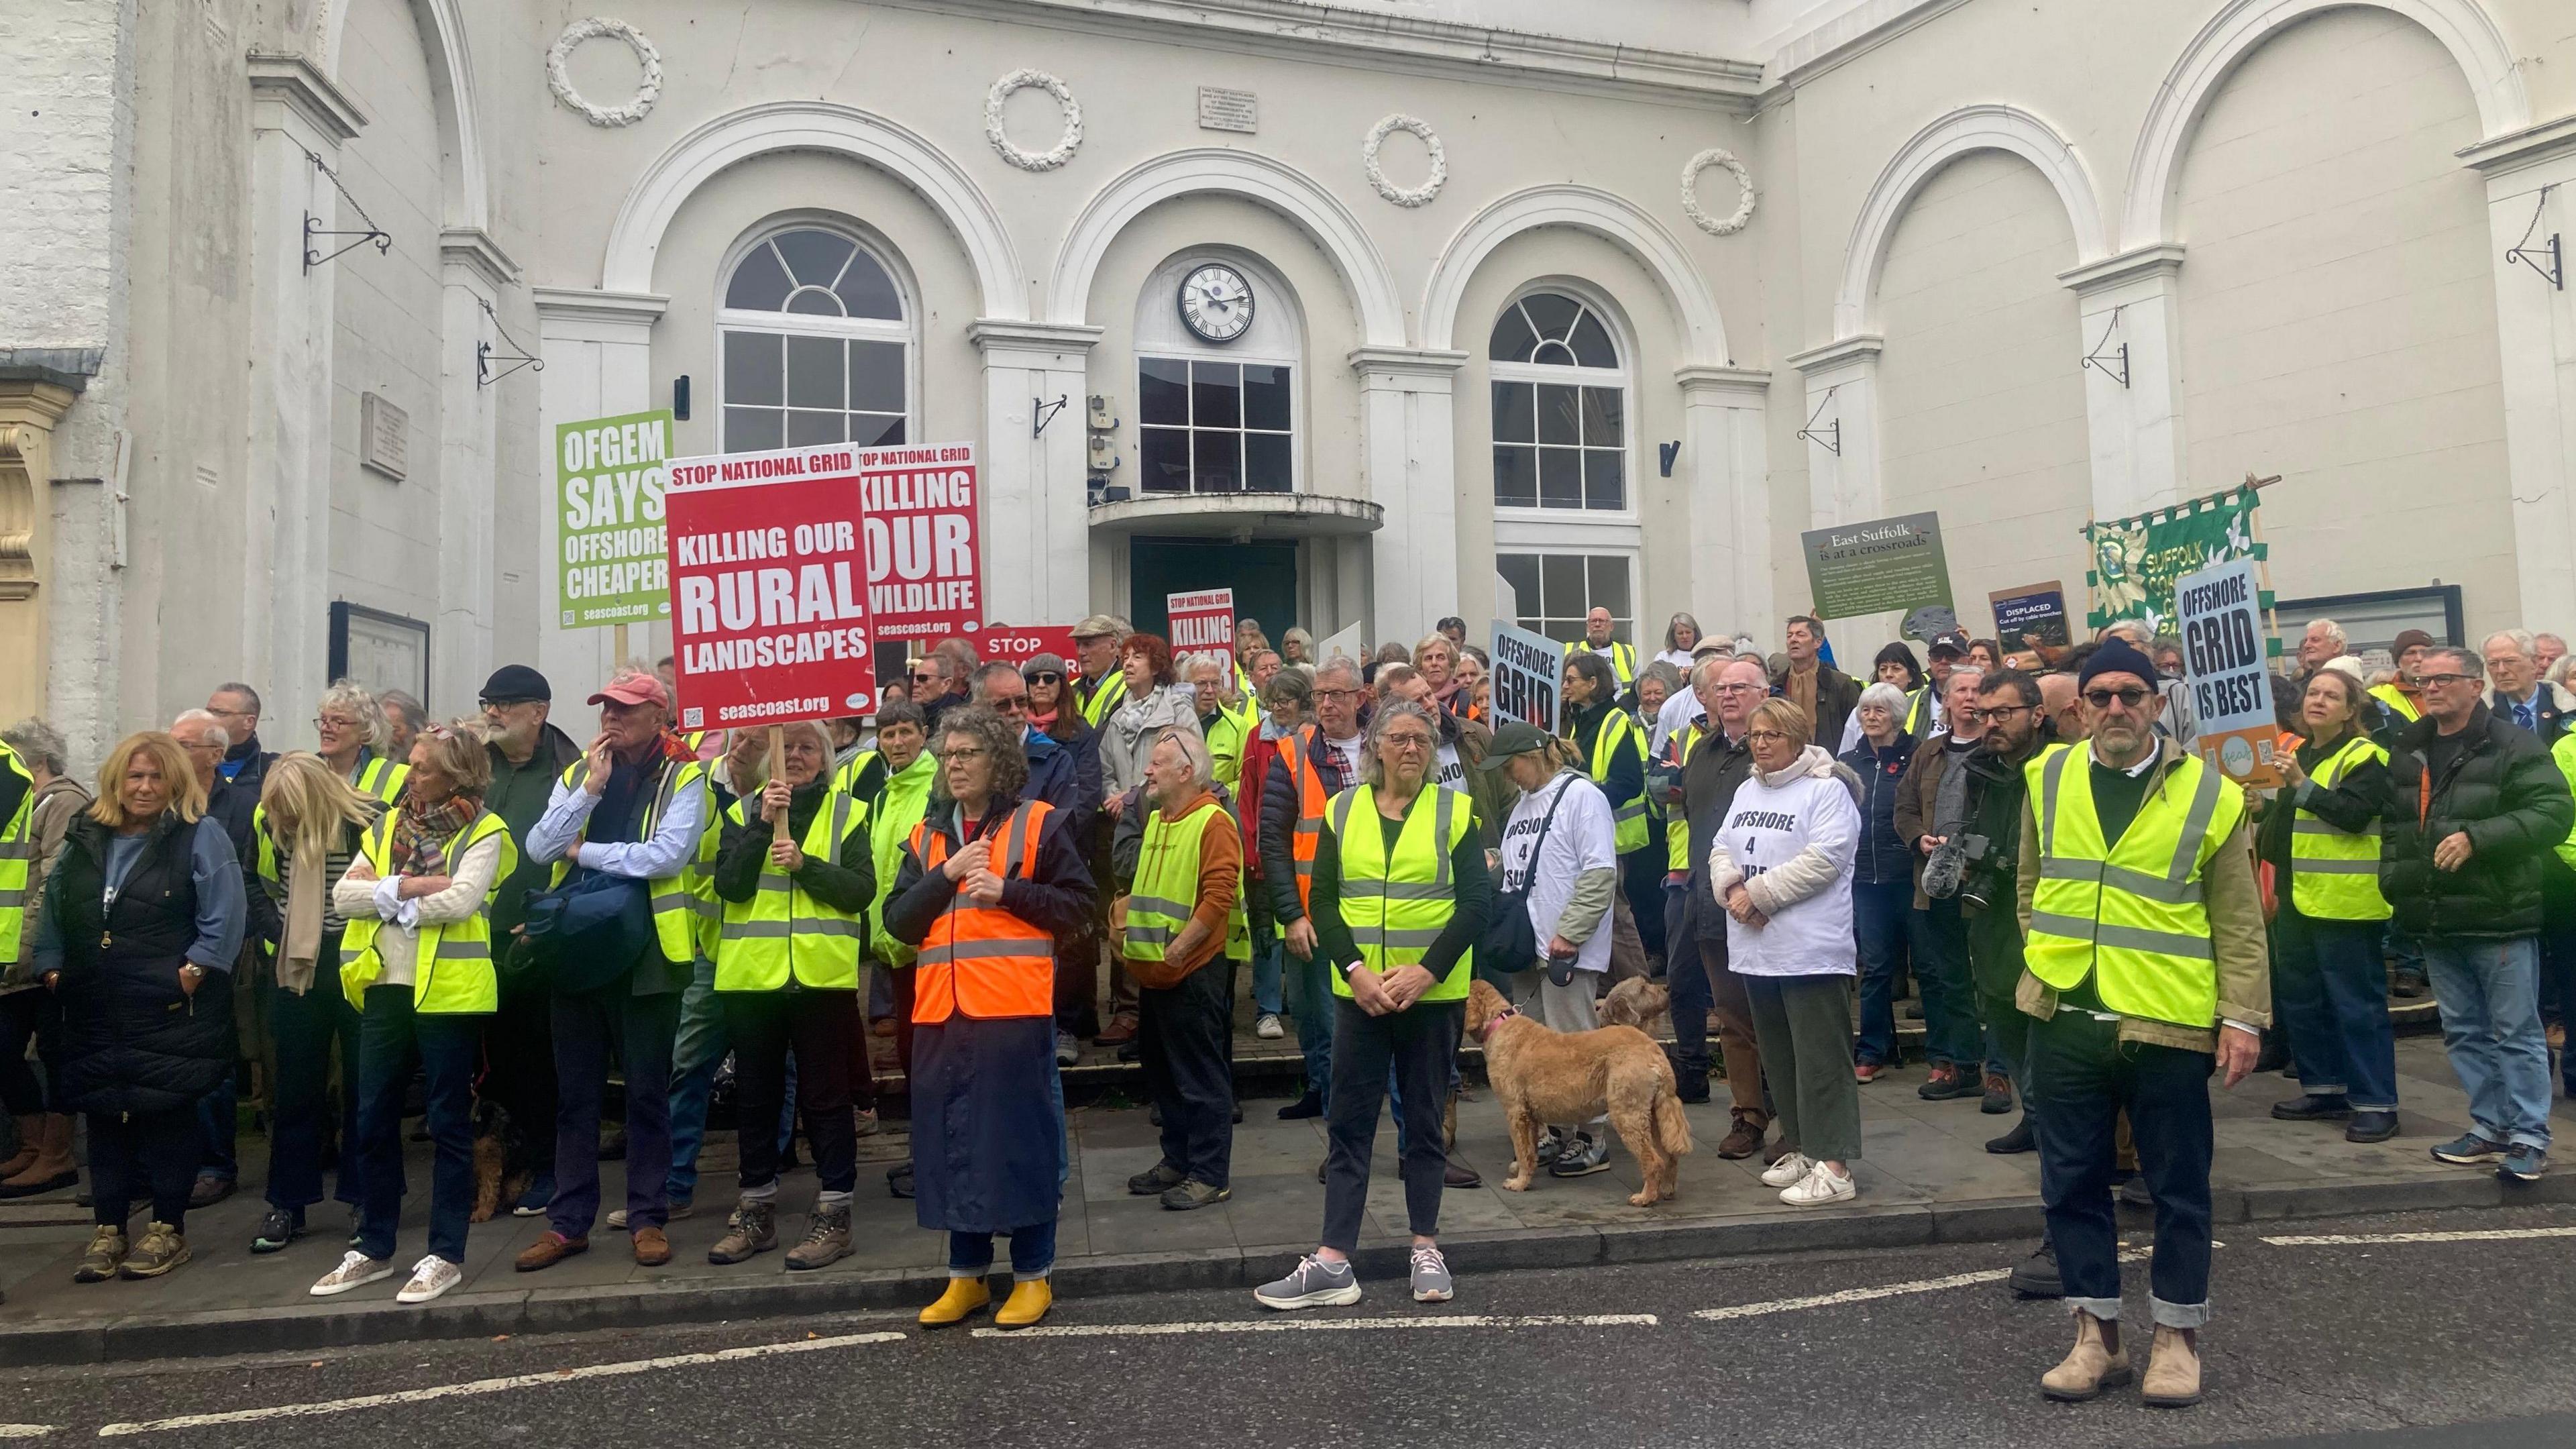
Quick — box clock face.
[1179,264,1254,343]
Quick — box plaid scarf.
[388,791,481,877]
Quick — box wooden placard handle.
[769,724,790,845]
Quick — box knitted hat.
[2389,629,2436,659]
[2078,637,2159,692]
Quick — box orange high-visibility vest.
[1277,725,1331,913]
[907,799,1057,1024]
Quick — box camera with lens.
[1923,831,1990,904]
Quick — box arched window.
[1489,291,1625,513]
[718,227,910,452]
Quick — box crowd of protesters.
[0,597,2565,1393]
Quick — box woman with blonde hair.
[1413,633,1476,722]
[308,720,516,1305]
[248,753,382,1253]
[315,678,407,804]
[1282,627,1316,667]
[40,733,248,1282]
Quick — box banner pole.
[613,623,630,670]
[769,724,790,846]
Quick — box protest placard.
[556,409,674,631]
[1990,580,2072,651]
[663,447,878,733]
[1799,511,1953,621]
[2174,556,2280,790]
[1489,619,1564,731]
[858,442,983,645]
[1316,622,1363,662]
[979,625,1081,673]
[1168,588,1236,659]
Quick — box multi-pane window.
[1490,292,1626,512]
[1138,358,1293,494]
[1497,551,1633,646]
[719,229,908,452]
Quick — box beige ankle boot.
[2040,1310,2132,1401]
[2141,1325,2203,1407]
[0,1114,40,1177]
[0,1114,78,1197]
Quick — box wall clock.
[1178,264,1254,343]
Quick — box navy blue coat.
[1838,732,1919,887]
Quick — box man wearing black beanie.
[2012,635,2270,1409]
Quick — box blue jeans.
[354,986,479,1264]
[1250,915,1285,1017]
[2272,908,2398,1112]
[2033,1008,2215,1329]
[195,1077,237,1183]
[1907,900,1984,1069]
[1851,877,1912,1065]
[951,1220,1057,1280]
[666,959,727,1203]
[1284,936,1336,1107]
[2423,935,2553,1150]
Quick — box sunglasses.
[1024,671,1063,685]
[2084,686,2151,709]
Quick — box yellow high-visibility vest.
[548,755,715,963]
[1325,782,1473,1001]
[714,789,867,991]
[2289,735,2390,922]
[339,810,519,1014]
[1583,710,1649,854]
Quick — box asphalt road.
[10,1202,2575,1448]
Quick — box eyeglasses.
[1025,671,1063,685]
[2418,673,2475,688]
[943,746,989,762]
[315,715,362,731]
[1315,688,1361,703]
[1381,733,1438,751]
[478,696,537,711]
[2084,687,2151,709]
[910,670,936,684]
[1714,682,1762,694]
[1972,704,2033,723]
[989,696,1026,714]
[1742,729,1793,745]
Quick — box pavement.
[3,1199,2573,1446]
[1,1033,2567,1366]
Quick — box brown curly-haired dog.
[1595,975,1670,1031]
[1466,979,1692,1207]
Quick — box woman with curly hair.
[888,706,1095,1332]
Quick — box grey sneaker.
[1055,1031,1081,1067]
[1159,1179,1231,1212]
[1532,1128,1566,1168]
[1409,1244,1454,1303]
[1254,1254,1361,1310]
[1548,1132,1611,1177]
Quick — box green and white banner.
[2084,484,2269,639]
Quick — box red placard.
[1167,588,1236,660]
[859,442,982,645]
[979,625,1081,672]
[663,447,878,731]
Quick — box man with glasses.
[1070,614,1133,729]
[2015,637,2269,1409]
[1676,656,1778,1161]
[1569,606,1637,691]
[1260,657,1370,1120]
[1894,666,1992,1106]
[476,665,583,1216]
[204,684,275,795]
[169,707,270,1210]
[2481,630,2569,741]
[971,662,1083,822]
[2385,646,2568,1185]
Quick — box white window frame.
[1497,544,1641,648]
[713,221,918,455]
[1134,347,1303,496]
[1489,282,1637,528]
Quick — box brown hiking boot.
[707,1200,777,1265]
[1,1114,38,1177]
[2141,1326,2203,1407]
[1716,1111,1768,1161]
[514,1231,587,1272]
[633,1225,672,1267]
[2041,1310,2132,1401]
[786,1205,852,1271]
[119,1222,191,1279]
[72,1226,126,1283]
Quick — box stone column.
[244,53,365,745]
[2463,121,2576,629]
[1349,347,1466,645]
[0,377,79,722]
[532,286,665,735]
[969,321,1102,627]
[1676,365,1774,646]
[436,229,519,716]
[2059,244,2190,521]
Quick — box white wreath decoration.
[1680,148,1756,235]
[985,70,1082,172]
[1364,114,1447,208]
[547,17,661,128]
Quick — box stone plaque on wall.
[1197,87,1257,133]
[360,391,409,481]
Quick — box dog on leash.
[1466,979,1693,1206]
[1596,976,1671,1032]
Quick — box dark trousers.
[484,975,559,1180]
[2033,1009,2216,1328]
[1322,996,1460,1253]
[1621,849,1666,960]
[1851,877,1913,1066]
[1664,886,1713,1069]
[724,989,859,1196]
[1907,899,1984,1069]
[2540,863,2576,1088]
[1053,921,1105,1040]
[0,988,60,1115]
[1140,961,1234,1189]
[1670,892,1768,1118]
[89,1105,199,1232]
[891,967,918,1091]
[266,934,362,1213]
[550,979,682,1237]
[2273,906,2399,1110]
[353,985,478,1263]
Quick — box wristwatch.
[180,964,206,983]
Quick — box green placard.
[555,409,674,629]
[1799,511,1953,621]
[2084,484,2263,637]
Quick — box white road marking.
[0,1426,54,1440]
[93,1331,906,1438]
[971,1313,1657,1340]
[1689,1248,2156,1322]
[2261,1226,2576,1247]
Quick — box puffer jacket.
[1837,731,1917,886]
[51,814,237,1115]
[2381,703,2574,939]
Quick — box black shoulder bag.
[1483,775,1571,975]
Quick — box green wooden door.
[1128,537,1298,649]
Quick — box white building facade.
[5,0,2575,756]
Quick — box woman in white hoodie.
[1707,696,1866,1207]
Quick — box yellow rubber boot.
[995,1277,1053,1330]
[918,1276,991,1329]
